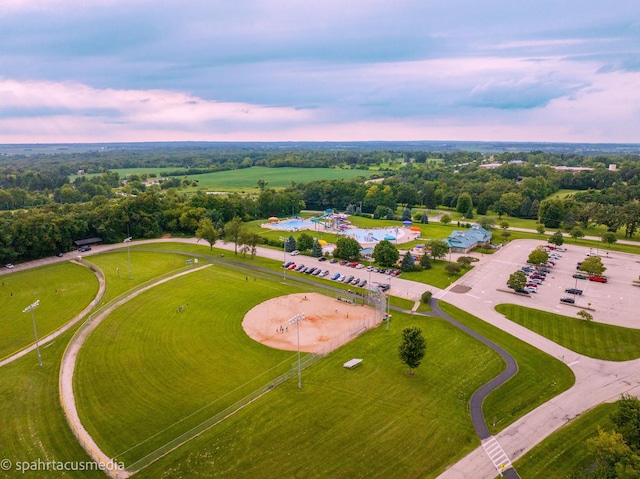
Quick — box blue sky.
[0,0,639,143]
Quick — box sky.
[0,0,639,144]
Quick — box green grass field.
[495,304,640,361]
[439,302,575,434]
[515,402,616,479]
[123,310,504,478]
[0,262,98,360]
[187,166,376,192]
[71,250,510,477]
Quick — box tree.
[420,211,429,224]
[536,223,546,235]
[579,256,607,276]
[477,216,496,231]
[528,246,549,266]
[334,237,361,261]
[195,218,218,250]
[500,220,510,230]
[570,226,585,242]
[456,193,473,215]
[602,231,618,245]
[577,310,593,321]
[398,326,426,375]
[507,271,527,290]
[311,240,323,258]
[401,251,415,272]
[285,235,296,252]
[401,207,412,221]
[297,232,314,251]
[538,198,565,228]
[549,230,565,246]
[497,192,523,217]
[445,263,461,275]
[457,256,473,267]
[611,394,640,451]
[421,290,432,304]
[223,216,245,255]
[372,240,400,267]
[440,214,451,225]
[420,254,432,270]
[426,239,449,260]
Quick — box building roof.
[445,226,492,249]
[73,237,103,246]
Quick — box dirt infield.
[242,292,380,354]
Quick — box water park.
[263,209,420,247]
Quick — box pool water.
[343,227,404,243]
[270,219,315,230]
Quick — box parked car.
[560,297,576,304]
[312,269,322,276]
[319,270,329,277]
[528,278,543,285]
[556,247,567,252]
[287,263,297,270]
[529,274,545,281]
[331,272,341,280]
[586,252,599,257]
[295,264,305,271]
[305,267,316,274]
[5,263,14,269]
[283,261,294,268]
[290,250,300,256]
[339,260,348,265]
[329,258,338,263]
[589,275,608,283]
[377,283,391,292]
[342,275,354,283]
[355,263,365,269]
[78,245,91,252]
[515,289,530,294]
[56,252,64,257]
[391,270,401,277]
[350,277,361,285]
[538,267,551,273]
[526,283,539,288]
[318,256,327,262]
[524,286,537,293]
[573,273,588,280]
[565,288,583,295]
[349,262,359,268]
[358,279,367,288]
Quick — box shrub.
[421,290,432,304]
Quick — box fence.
[126,353,322,473]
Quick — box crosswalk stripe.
[482,437,512,473]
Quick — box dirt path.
[0,260,106,368]
[58,264,212,479]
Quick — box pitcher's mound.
[242,292,379,354]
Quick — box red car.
[589,275,608,283]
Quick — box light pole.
[288,313,304,388]
[23,300,42,367]
[279,236,287,282]
[124,236,133,279]
[386,276,391,331]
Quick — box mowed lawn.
[515,402,616,479]
[85,250,197,304]
[0,262,98,359]
[496,304,640,361]
[136,310,504,479]
[439,302,575,434]
[74,266,303,466]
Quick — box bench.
[343,358,363,369]
[337,297,355,304]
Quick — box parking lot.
[445,239,640,329]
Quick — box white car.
[556,247,566,252]
[524,286,537,293]
[5,263,14,269]
[290,250,300,256]
[355,264,365,269]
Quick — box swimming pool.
[343,227,404,243]
[270,219,315,231]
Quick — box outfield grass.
[515,402,616,479]
[438,302,575,434]
[85,250,198,304]
[74,266,304,465]
[495,304,640,361]
[0,262,98,360]
[129,310,505,478]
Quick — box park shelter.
[445,226,492,254]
